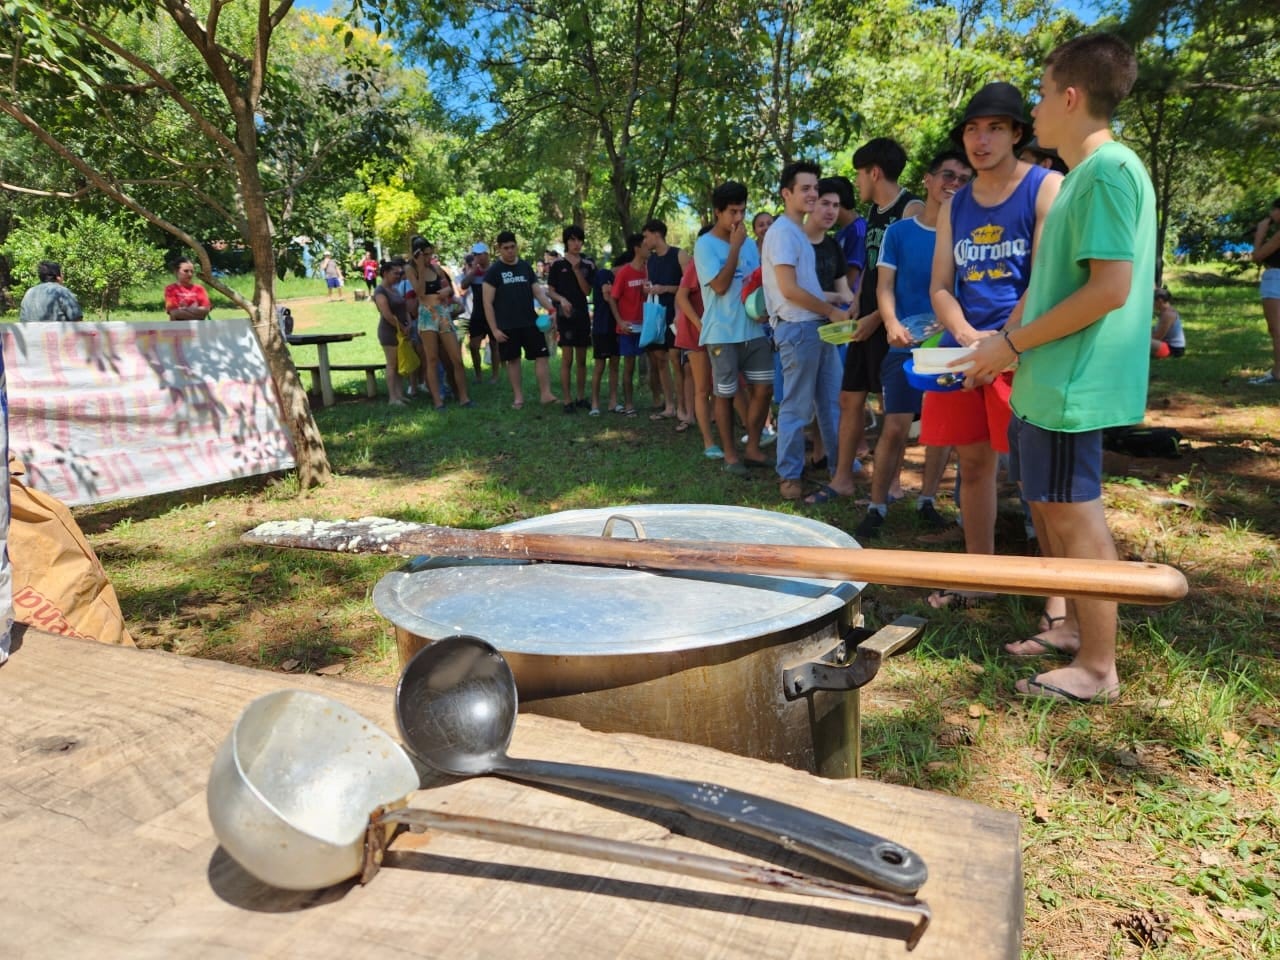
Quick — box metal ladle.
[207,689,930,949]
[393,635,928,896]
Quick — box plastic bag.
[639,294,666,349]
[397,334,421,376]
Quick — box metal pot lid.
[373,504,864,657]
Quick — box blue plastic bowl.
[536,314,553,333]
[904,358,966,393]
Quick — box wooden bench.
[296,363,383,399]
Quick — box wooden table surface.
[0,630,1022,959]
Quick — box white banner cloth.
[3,320,297,506]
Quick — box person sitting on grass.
[1150,286,1185,359]
[964,33,1156,704]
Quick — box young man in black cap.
[921,81,1062,617]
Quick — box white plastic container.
[911,346,975,374]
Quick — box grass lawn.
[73,264,1279,958]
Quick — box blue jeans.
[773,320,842,481]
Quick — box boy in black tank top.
[641,219,689,420]
[824,139,924,503]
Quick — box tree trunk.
[232,125,332,489]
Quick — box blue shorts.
[618,332,643,358]
[1261,268,1280,301]
[1007,416,1103,503]
[881,351,922,416]
[326,277,341,289]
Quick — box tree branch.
[0,97,251,316]
[0,180,93,199]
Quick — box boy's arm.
[482,283,506,341]
[877,265,910,347]
[928,198,972,341]
[773,264,847,323]
[965,258,1133,383]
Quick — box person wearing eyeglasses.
[853,151,972,542]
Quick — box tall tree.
[0,0,399,488]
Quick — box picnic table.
[286,331,368,407]
[0,629,1024,959]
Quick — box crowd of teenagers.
[353,34,1240,704]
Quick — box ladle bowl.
[206,689,420,890]
[394,635,929,895]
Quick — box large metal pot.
[374,505,920,779]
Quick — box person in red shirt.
[609,234,649,415]
[164,258,212,321]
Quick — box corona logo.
[965,267,986,282]
[971,224,1004,245]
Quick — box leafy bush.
[3,212,164,318]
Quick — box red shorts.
[919,371,1014,453]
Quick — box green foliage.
[2,211,163,317]
[414,189,549,260]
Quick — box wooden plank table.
[286,332,366,407]
[0,630,1023,959]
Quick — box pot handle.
[782,615,926,701]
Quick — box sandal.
[803,484,846,506]
[1016,674,1120,705]
[1004,635,1075,659]
[1037,613,1066,634]
[674,419,693,433]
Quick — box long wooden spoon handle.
[243,518,1188,604]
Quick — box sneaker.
[563,403,576,414]
[1247,371,1279,385]
[724,460,750,477]
[916,501,949,531]
[589,407,601,417]
[704,445,725,460]
[854,509,885,540]
[576,398,591,409]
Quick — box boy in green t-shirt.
[965,33,1156,704]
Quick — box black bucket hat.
[950,82,1032,148]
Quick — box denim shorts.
[1007,416,1103,503]
[1261,268,1280,301]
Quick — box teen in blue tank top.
[939,163,1052,346]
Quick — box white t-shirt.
[761,214,826,323]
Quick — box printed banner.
[3,320,297,506]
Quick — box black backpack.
[1102,426,1185,458]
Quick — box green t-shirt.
[1011,141,1156,432]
